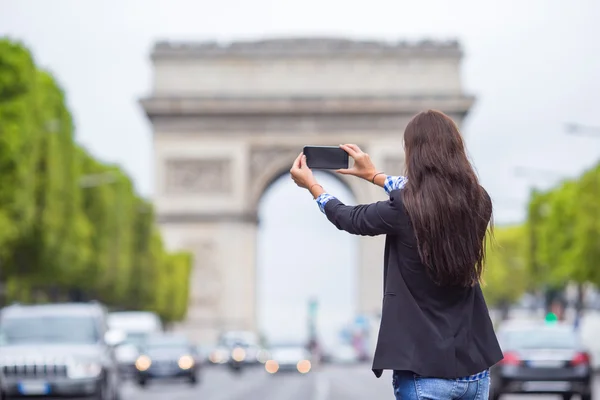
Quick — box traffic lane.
[239,370,317,400]
[121,363,388,400]
[121,365,318,400]
[121,364,600,400]
[121,365,296,400]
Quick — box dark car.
[0,302,123,399]
[264,342,312,375]
[217,331,264,366]
[490,323,593,400]
[134,335,201,386]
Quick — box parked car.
[579,312,600,370]
[0,302,124,399]
[107,311,163,377]
[134,334,201,386]
[490,323,592,400]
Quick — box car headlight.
[231,347,246,362]
[135,355,152,371]
[297,359,311,374]
[178,355,195,370]
[68,360,102,379]
[209,350,226,364]
[265,360,279,374]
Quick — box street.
[121,364,600,400]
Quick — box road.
[121,364,599,400]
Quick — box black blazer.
[322,189,503,378]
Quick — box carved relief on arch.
[247,144,368,211]
[249,146,300,179]
[247,145,301,209]
[164,158,232,194]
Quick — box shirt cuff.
[384,175,408,195]
[315,193,336,214]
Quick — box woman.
[290,110,503,400]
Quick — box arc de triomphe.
[140,38,474,344]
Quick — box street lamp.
[513,167,569,316]
[79,172,152,216]
[513,166,566,181]
[45,120,61,133]
[79,172,118,188]
[0,166,116,306]
[511,124,599,322]
[565,121,599,327]
[565,122,600,137]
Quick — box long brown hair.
[401,110,492,287]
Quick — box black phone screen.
[303,146,349,170]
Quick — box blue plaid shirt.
[315,175,408,213]
[314,174,490,382]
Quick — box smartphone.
[303,145,349,170]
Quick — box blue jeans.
[392,371,490,400]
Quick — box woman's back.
[371,188,502,379]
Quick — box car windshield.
[269,343,307,360]
[144,337,189,352]
[124,332,148,346]
[0,315,99,345]
[502,328,578,350]
[270,343,306,351]
[218,331,258,347]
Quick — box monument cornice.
[140,95,475,118]
[151,38,462,60]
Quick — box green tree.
[125,198,156,310]
[77,151,136,305]
[534,180,579,285]
[0,38,192,321]
[28,71,93,294]
[161,252,193,323]
[525,162,600,311]
[483,225,530,313]
[0,39,39,276]
[570,163,600,285]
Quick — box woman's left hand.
[290,152,317,189]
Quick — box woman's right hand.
[336,144,379,181]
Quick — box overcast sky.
[1,0,599,345]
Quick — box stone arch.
[142,37,474,344]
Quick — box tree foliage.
[527,163,600,288]
[0,38,191,323]
[482,225,530,307]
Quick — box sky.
[258,172,357,346]
[1,0,599,345]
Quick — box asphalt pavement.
[121,364,599,400]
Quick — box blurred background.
[0,0,598,399]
